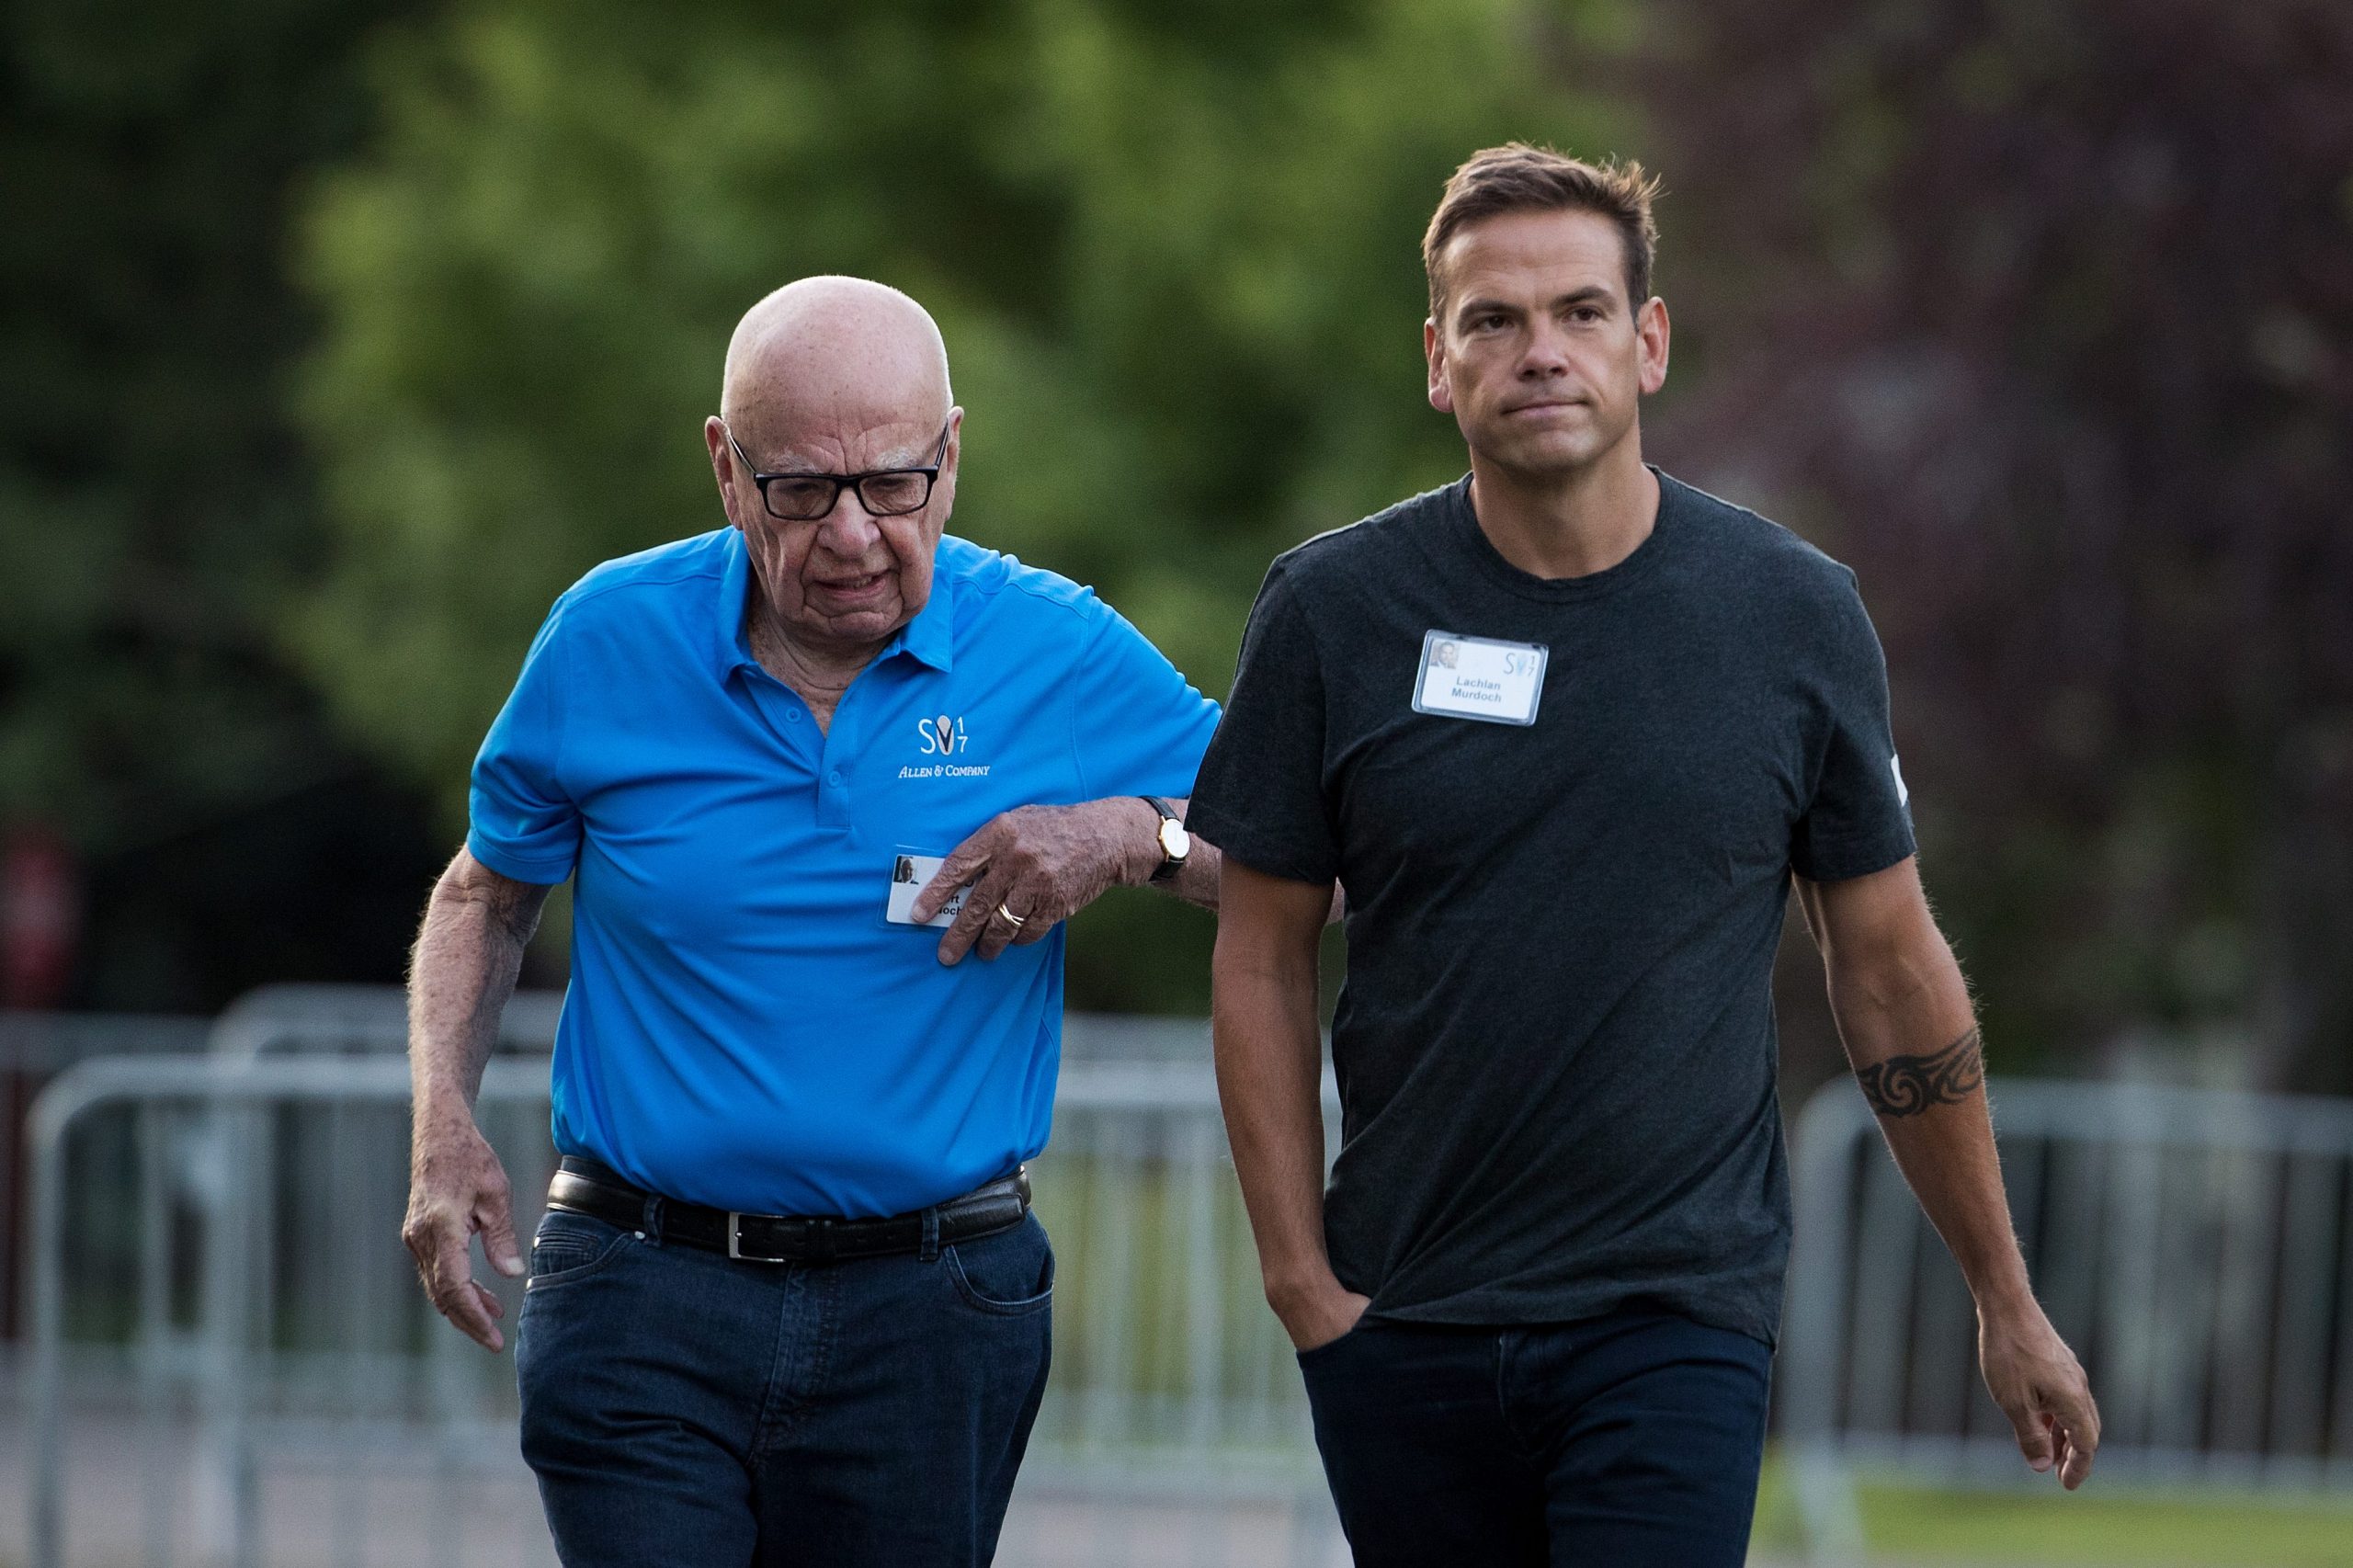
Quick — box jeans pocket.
[1294,1319,1370,1370]
[528,1210,632,1290]
[944,1215,1054,1316]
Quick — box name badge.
[1412,631,1548,725]
[883,852,971,927]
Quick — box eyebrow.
[1453,285,1618,324]
[730,420,948,474]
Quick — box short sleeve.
[466,606,583,884]
[1183,564,1337,885]
[1790,574,1916,882]
[1066,603,1222,800]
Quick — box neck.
[1465,437,1659,581]
[745,597,883,712]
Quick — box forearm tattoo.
[1856,1028,1985,1118]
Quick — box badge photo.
[883,851,971,928]
[1411,631,1549,725]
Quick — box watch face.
[1157,818,1190,860]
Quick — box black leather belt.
[547,1155,1030,1264]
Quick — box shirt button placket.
[818,713,854,829]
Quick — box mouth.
[813,570,892,602]
[1503,398,1583,417]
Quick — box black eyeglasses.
[723,420,950,522]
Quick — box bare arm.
[1798,857,2099,1488]
[1154,797,1222,908]
[403,847,553,1352]
[1147,798,1341,920]
[1212,857,1367,1350]
[912,795,1345,965]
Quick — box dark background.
[5,0,2347,1104]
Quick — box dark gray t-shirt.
[1188,471,1915,1345]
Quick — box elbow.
[1828,933,1963,1031]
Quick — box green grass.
[1751,1454,2353,1565]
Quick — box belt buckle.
[727,1212,789,1264]
[728,1211,826,1264]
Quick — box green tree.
[1,0,438,1007]
[296,0,1631,1009]
[0,0,418,843]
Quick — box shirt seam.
[984,573,1100,621]
[551,604,573,795]
[1187,824,1335,886]
[1067,605,1114,800]
[1795,827,1915,882]
[1188,564,1337,884]
[464,831,574,882]
[559,562,727,612]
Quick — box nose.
[1518,319,1573,380]
[813,489,884,556]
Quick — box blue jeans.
[1297,1307,1772,1567]
[515,1200,1053,1567]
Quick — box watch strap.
[1138,796,1186,884]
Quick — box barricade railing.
[0,1011,211,1341]
[1781,1075,2353,1560]
[20,1042,1344,1568]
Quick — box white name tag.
[883,853,971,927]
[1411,631,1548,725]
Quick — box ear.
[706,416,746,531]
[929,406,965,520]
[1635,296,1671,396]
[1425,318,1454,414]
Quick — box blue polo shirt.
[468,527,1221,1217]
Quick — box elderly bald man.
[402,277,1223,1566]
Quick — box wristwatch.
[1138,796,1190,885]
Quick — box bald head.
[706,277,963,665]
[720,277,951,464]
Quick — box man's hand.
[1272,1276,1372,1353]
[1799,861,2100,1491]
[403,1108,526,1352]
[405,849,549,1351]
[1980,1297,2100,1488]
[915,798,1159,964]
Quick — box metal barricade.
[1780,1076,2353,1559]
[20,1041,1345,1568]
[0,1012,211,1341]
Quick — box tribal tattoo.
[1855,1028,1985,1118]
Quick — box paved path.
[4,1392,1862,1567]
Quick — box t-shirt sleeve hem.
[1790,828,1916,884]
[1184,806,1337,887]
[464,830,576,886]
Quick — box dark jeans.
[1297,1307,1772,1568]
[515,1199,1053,1568]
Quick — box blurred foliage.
[293,0,1627,1010]
[0,0,455,1010]
[0,0,419,846]
[1642,0,2353,1085]
[7,0,2346,1055]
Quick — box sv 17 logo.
[915,713,970,756]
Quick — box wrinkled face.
[1425,208,1669,478]
[706,407,961,656]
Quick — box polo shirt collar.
[881,557,956,673]
[710,528,956,678]
[712,528,759,679]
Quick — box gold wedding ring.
[995,903,1028,931]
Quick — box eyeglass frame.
[721,418,952,523]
